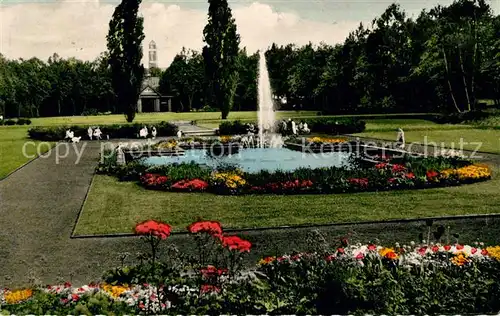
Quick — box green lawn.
[74,167,500,235]
[357,129,500,154]
[29,111,317,126]
[0,126,55,179]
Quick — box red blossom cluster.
[221,235,252,252]
[171,179,209,191]
[249,180,313,193]
[187,221,223,236]
[426,170,439,180]
[391,164,406,173]
[135,220,172,239]
[200,265,228,278]
[140,173,168,188]
[348,178,369,188]
[375,162,388,169]
[200,284,221,294]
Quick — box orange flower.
[451,252,470,266]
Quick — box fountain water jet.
[257,50,283,148]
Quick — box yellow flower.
[220,136,232,143]
[454,164,491,181]
[378,247,399,260]
[4,289,33,304]
[307,137,347,144]
[212,172,246,189]
[101,283,129,298]
[451,252,470,266]
[486,246,500,261]
[157,140,177,149]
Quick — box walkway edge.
[70,168,97,237]
[0,142,60,181]
[71,212,500,239]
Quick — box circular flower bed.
[135,159,492,195]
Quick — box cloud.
[0,0,361,67]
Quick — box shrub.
[219,118,366,135]
[4,119,16,125]
[16,118,32,125]
[218,120,248,135]
[28,121,178,141]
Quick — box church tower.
[148,40,158,69]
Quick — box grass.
[0,126,55,179]
[357,129,500,154]
[29,111,317,126]
[74,165,500,235]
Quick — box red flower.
[355,253,364,260]
[61,298,69,304]
[368,244,376,251]
[71,294,79,302]
[456,244,464,250]
[64,282,71,288]
[200,265,227,278]
[418,247,427,255]
[337,247,345,254]
[172,179,209,191]
[139,302,145,309]
[444,245,451,251]
[221,235,252,252]
[432,245,439,252]
[140,173,168,188]
[471,248,477,254]
[388,177,397,184]
[188,221,223,236]
[325,254,335,262]
[391,164,406,173]
[481,249,488,256]
[426,170,439,179]
[375,162,388,169]
[405,172,415,179]
[200,284,220,294]
[134,220,172,239]
[348,178,369,188]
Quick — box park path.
[0,141,144,286]
[0,136,499,287]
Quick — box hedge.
[0,118,32,125]
[28,121,178,141]
[218,117,366,135]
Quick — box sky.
[1,0,499,67]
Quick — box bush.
[218,120,248,135]
[219,118,366,136]
[4,119,16,125]
[28,121,178,141]
[16,118,32,125]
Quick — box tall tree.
[202,0,241,119]
[106,0,145,122]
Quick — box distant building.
[137,40,172,112]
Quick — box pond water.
[141,148,353,173]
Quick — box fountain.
[257,50,283,148]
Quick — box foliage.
[100,149,491,194]
[2,1,500,118]
[106,0,145,122]
[2,224,500,315]
[219,117,366,135]
[202,0,241,119]
[27,121,177,141]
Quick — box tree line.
[0,0,499,119]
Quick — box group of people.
[281,119,310,135]
[138,126,158,139]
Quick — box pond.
[141,148,353,173]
